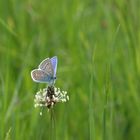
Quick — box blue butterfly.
[31,56,57,85]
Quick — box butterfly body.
[31,56,57,85]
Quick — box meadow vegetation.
[0,0,140,139]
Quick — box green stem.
[50,108,56,140]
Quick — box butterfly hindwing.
[31,69,52,83]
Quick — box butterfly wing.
[50,56,57,77]
[38,58,54,76]
[31,69,52,83]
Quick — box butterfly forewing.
[50,56,57,77]
[38,58,54,76]
[31,69,52,83]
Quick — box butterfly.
[31,56,57,85]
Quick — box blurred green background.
[0,0,140,140]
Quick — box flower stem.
[50,108,56,140]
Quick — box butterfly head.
[47,76,56,86]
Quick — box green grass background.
[0,0,140,140]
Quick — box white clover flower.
[34,86,69,111]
